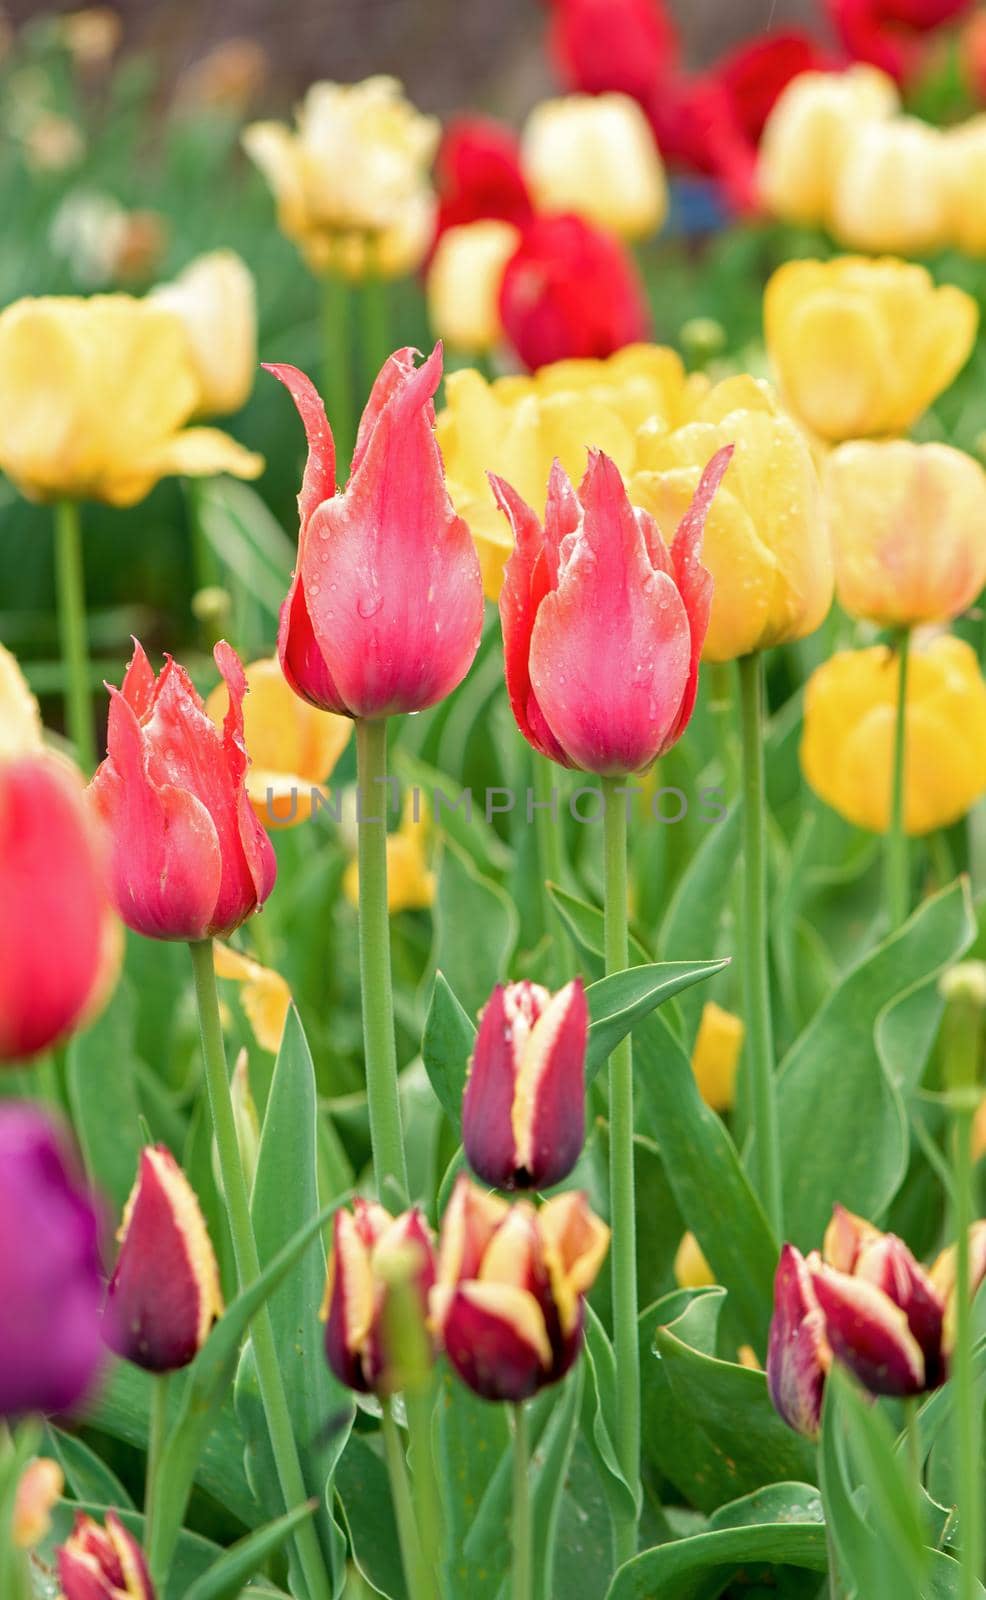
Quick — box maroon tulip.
[104,1146,223,1373]
[57,1511,155,1600]
[0,1104,105,1417]
[322,1200,436,1394]
[462,979,587,1191]
[766,1244,832,1438]
[547,0,677,103]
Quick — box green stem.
[404,1381,443,1598]
[825,1521,842,1600]
[54,499,95,770]
[903,1396,922,1490]
[0,1421,40,1600]
[532,753,573,982]
[511,1402,532,1600]
[953,1102,980,1600]
[381,1401,426,1600]
[886,629,911,931]
[144,1372,170,1560]
[360,262,390,390]
[708,660,739,798]
[187,940,332,1600]
[601,776,640,1566]
[355,718,408,1206]
[321,272,354,473]
[737,652,783,1238]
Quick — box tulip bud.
[57,1511,155,1600]
[104,1146,223,1373]
[809,1233,944,1397]
[270,344,484,721]
[547,0,677,104]
[322,1200,436,1394]
[13,1458,63,1549]
[521,93,668,241]
[830,118,950,257]
[945,116,986,258]
[432,116,534,242]
[766,1244,831,1439]
[690,1001,744,1111]
[426,220,519,354]
[151,250,257,418]
[462,979,588,1191]
[757,65,899,228]
[90,639,277,941]
[431,1176,609,1402]
[0,1105,105,1416]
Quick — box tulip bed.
[6,5,986,1600]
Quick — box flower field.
[5,2,986,1597]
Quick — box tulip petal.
[823,1203,881,1273]
[664,445,730,744]
[435,1173,511,1289]
[462,985,523,1188]
[323,1207,376,1391]
[854,1234,945,1386]
[538,1188,611,1338]
[262,363,336,526]
[440,1281,551,1401]
[810,1261,926,1397]
[119,428,263,501]
[120,638,158,721]
[766,1244,831,1438]
[213,641,278,921]
[512,978,587,1189]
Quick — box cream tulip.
[521,92,668,240]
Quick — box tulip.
[432,116,534,244]
[630,379,832,662]
[104,1146,223,1372]
[674,1231,715,1289]
[0,295,262,506]
[271,344,483,720]
[826,0,973,83]
[764,256,978,443]
[690,1000,744,1112]
[801,636,986,835]
[214,946,291,1055]
[205,654,352,827]
[0,1104,105,1416]
[426,220,521,354]
[830,117,950,255]
[492,445,729,775]
[57,1511,155,1600]
[929,1221,986,1354]
[151,250,257,418]
[766,1244,832,1438]
[521,94,668,241]
[89,639,277,941]
[462,979,588,1191]
[824,440,986,627]
[547,0,677,103]
[13,1458,63,1549]
[945,116,986,257]
[499,214,651,372]
[322,1200,436,1394]
[757,66,899,227]
[431,1176,609,1402]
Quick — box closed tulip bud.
[825,440,986,628]
[0,1105,105,1417]
[521,93,668,241]
[944,116,986,257]
[104,1146,223,1372]
[690,1001,744,1111]
[426,220,520,354]
[547,0,677,103]
[270,344,483,720]
[801,636,986,836]
[757,66,899,227]
[766,1244,831,1438]
[433,117,534,241]
[432,1177,609,1402]
[57,1511,155,1600]
[0,296,262,507]
[764,257,978,443]
[90,639,277,941]
[492,445,728,774]
[322,1200,436,1394]
[462,979,588,1191]
[830,118,950,256]
[631,381,831,662]
[151,250,257,418]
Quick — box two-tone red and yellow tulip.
[104,1146,223,1373]
[462,979,588,1191]
[89,640,276,941]
[430,1175,609,1402]
[492,446,729,774]
[57,1511,155,1600]
[322,1199,436,1394]
[270,344,484,721]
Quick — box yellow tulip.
[520,92,668,241]
[426,220,520,354]
[0,296,263,506]
[151,250,257,418]
[214,946,290,1055]
[757,65,899,227]
[343,793,435,914]
[243,77,438,279]
[764,256,978,444]
[690,1001,744,1113]
[205,655,352,828]
[801,635,986,836]
[630,379,833,661]
[945,117,986,258]
[824,440,986,627]
[0,642,43,760]
[12,1459,63,1551]
[674,1231,715,1290]
[830,118,950,257]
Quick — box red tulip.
[0,754,118,1061]
[58,1511,155,1600]
[547,0,677,103]
[826,0,972,81]
[322,1200,436,1394]
[433,116,534,247]
[715,31,834,144]
[766,1244,832,1439]
[492,446,729,775]
[104,1146,223,1373]
[462,979,587,1191]
[498,213,651,371]
[270,344,484,719]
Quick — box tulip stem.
[532,752,573,982]
[54,498,96,770]
[511,1402,532,1600]
[322,272,354,473]
[601,775,640,1566]
[886,629,911,931]
[355,717,409,1207]
[381,1400,427,1600]
[144,1371,170,1553]
[187,938,333,1600]
[360,265,390,391]
[737,652,783,1239]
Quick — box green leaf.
[183,1500,318,1600]
[44,1426,134,1510]
[439,1368,511,1600]
[581,1304,638,1522]
[532,1367,584,1600]
[195,477,295,619]
[335,1432,407,1600]
[547,883,651,974]
[66,980,144,1216]
[430,836,519,1018]
[584,961,729,1084]
[778,880,975,1248]
[657,804,741,1030]
[605,1496,827,1600]
[421,972,475,1128]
